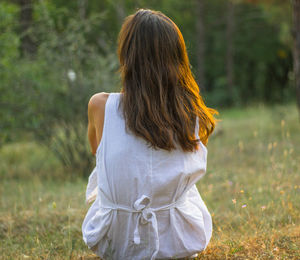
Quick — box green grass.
[0,103,299,259]
[200,103,300,259]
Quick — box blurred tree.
[78,0,87,20]
[0,2,21,145]
[233,1,292,105]
[17,0,36,57]
[292,0,300,117]
[116,0,126,25]
[226,0,235,104]
[195,0,205,90]
[237,0,295,107]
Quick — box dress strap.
[95,92,118,156]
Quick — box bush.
[50,122,95,178]
[0,142,62,180]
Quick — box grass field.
[0,103,299,259]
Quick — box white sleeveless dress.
[82,92,212,260]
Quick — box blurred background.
[0,0,298,176]
[0,0,299,259]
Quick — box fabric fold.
[86,166,98,204]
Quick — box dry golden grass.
[197,224,300,259]
[0,103,299,259]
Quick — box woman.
[82,8,219,260]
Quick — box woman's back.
[82,92,212,260]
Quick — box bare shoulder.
[88,92,111,127]
[88,92,110,111]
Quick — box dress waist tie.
[100,194,187,260]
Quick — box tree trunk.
[116,0,126,26]
[18,0,36,57]
[226,0,235,104]
[195,0,205,91]
[292,0,300,119]
[78,0,87,20]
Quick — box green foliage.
[1,1,119,174]
[0,2,21,143]
[0,0,296,173]
[0,2,20,64]
[50,122,95,178]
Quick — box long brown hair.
[117,9,219,152]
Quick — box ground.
[0,103,299,259]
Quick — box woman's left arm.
[87,97,98,156]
